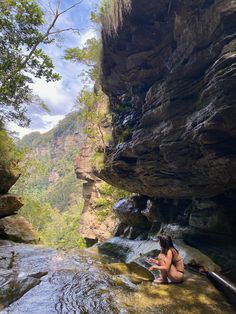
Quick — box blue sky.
[10,0,99,138]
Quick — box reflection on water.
[0,241,234,314]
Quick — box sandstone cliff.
[74,98,118,242]
[99,0,236,274]
[100,0,236,199]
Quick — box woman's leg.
[167,264,184,283]
[154,253,168,283]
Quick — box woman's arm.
[148,257,160,265]
[149,250,173,271]
[157,250,173,271]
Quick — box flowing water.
[0,240,234,314]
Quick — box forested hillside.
[11,112,86,248]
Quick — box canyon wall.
[99,0,236,242]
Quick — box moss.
[95,197,112,208]
[117,127,133,143]
[91,151,105,171]
[115,104,131,114]
[95,208,113,221]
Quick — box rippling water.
[0,241,234,314]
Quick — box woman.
[149,234,184,284]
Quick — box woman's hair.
[158,234,179,255]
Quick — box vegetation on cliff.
[11,113,86,249]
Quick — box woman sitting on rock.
[149,234,184,284]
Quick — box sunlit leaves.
[0,0,60,126]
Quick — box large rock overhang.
[100,0,236,199]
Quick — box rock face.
[100,0,236,199]
[75,143,118,242]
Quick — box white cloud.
[8,0,98,138]
[80,28,98,45]
[9,114,65,138]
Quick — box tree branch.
[48,27,80,36]
[1,1,83,86]
[58,1,83,16]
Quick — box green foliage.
[18,112,81,149]
[12,115,86,249]
[46,171,82,212]
[95,197,111,208]
[99,182,131,199]
[0,0,60,126]
[18,196,86,249]
[0,127,24,169]
[118,127,133,143]
[95,208,112,222]
[91,151,104,171]
[64,38,102,83]
[94,182,131,221]
[53,112,80,138]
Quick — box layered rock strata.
[100,1,236,284]
[75,144,117,243]
[100,0,236,199]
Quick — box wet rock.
[0,194,23,219]
[185,234,236,283]
[0,216,38,243]
[84,237,98,248]
[112,196,150,228]
[189,197,236,236]
[141,199,159,223]
[0,240,234,314]
[99,237,160,263]
[0,269,41,310]
[99,237,221,273]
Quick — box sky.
[9,0,99,138]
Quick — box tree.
[0,0,82,126]
[64,37,102,87]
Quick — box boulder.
[0,194,23,218]
[0,216,38,243]
[0,167,20,195]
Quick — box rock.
[98,237,160,263]
[0,194,23,219]
[0,240,233,314]
[0,269,41,309]
[74,99,115,242]
[99,237,221,273]
[100,0,236,199]
[141,199,159,223]
[0,167,20,195]
[189,196,236,236]
[112,196,150,228]
[0,216,38,243]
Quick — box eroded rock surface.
[100,0,236,199]
[0,216,37,243]
[0,240,234,314]
[75,143,117,242]
[0,195,23,219]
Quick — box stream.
[0,239,234,314]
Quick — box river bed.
[0,240,234,314]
